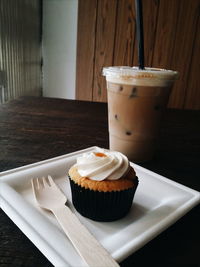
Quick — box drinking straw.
[135,0,145,69]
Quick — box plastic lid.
[103,66,178,81]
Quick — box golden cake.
[68,148,139,221]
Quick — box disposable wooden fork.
[31,175,119,267]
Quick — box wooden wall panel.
[76,0,200,110]
[184,13,200,110]
[76,0,97,101]
[152,0,180,108]
[152,0,179,69]
[93,0,117,102]
[168,0,200,109]
[133,0,160,67]
[113,0,135,66]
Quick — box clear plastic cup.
[103,66,178,163]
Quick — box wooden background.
[76,0,200,110]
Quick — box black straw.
[135,0,145,69]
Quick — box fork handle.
[52,205,119,267]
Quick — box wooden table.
[0,96,199,267]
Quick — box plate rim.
[0,146,200,266]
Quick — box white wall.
[42,0,78,99]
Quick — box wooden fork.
[31,175,119,267]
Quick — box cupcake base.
[69,176,138,222]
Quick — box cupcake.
[68,148,139,222]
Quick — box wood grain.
[184,11,200,110]
[76,0,200,109]
[32,176,119,266]
[168,0,200,109]
[0,97,200,267]
[93,0,117,102]
[133,0,160,67]
[54,206,119,267]
[113,0,135,66]
[76,0,98,101]
[152,0,178,69]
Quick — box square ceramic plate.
[0,146,199,267]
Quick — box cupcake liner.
[68,175,138,222]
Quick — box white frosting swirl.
[74,149,129,181]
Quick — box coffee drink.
[103,67,178,162]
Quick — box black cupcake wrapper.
[68,175,139,222]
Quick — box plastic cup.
[103,66,178,163]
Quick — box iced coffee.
[103,66,178,162]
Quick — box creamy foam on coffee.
[103,66,178,87]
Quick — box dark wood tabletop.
[0,96,199,267]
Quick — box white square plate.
[0,146,199,267]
